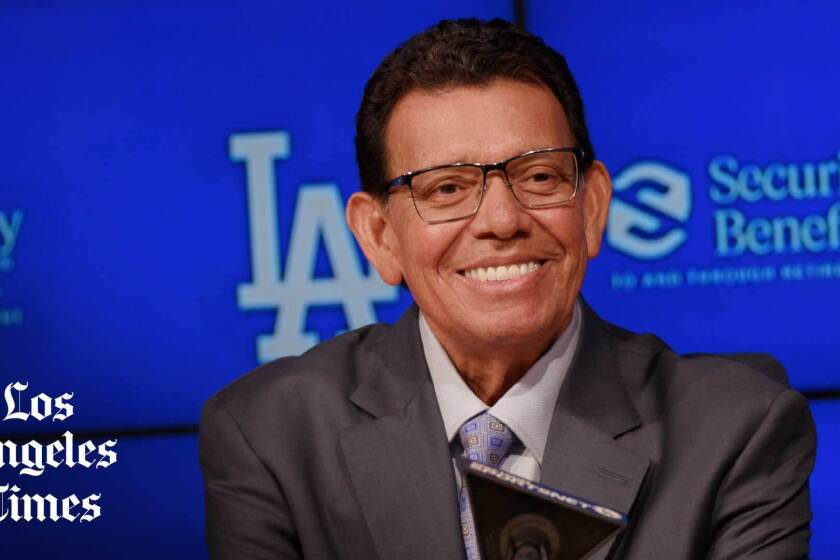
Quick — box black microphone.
[464,462,627,560]
[500,512,560,559]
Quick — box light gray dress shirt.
[419,301,582,489]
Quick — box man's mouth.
[460,261,543,282]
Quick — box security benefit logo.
[606,149,840,291]
[0,209,24,327]
[230,132,397,362]
[710,154,840,257]
[608,161,691,260]
[0,210,22,273]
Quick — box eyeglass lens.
[410,150,578,222]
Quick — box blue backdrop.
[1,1,837,557]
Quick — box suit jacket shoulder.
[211,320,385,425]
[576,308,815,559]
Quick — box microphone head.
[499,513,561,559]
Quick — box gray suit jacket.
[199,303,815,559]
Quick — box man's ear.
[345,191,404,285]
[581,161,612,259]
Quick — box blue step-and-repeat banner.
[1,1,837,557]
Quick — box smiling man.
[200,19,815,560]
[349,78,606,406]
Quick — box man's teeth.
[464,262,541,282]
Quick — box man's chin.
[456,312,563,347]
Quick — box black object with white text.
[465,462,627,560]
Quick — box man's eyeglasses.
[385,146,584,224]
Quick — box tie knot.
[458,412,516,468]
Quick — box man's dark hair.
[355,17,595,198]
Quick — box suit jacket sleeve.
[199,394,302,560]
[707,388,816,559]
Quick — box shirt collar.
[419,300,582,466]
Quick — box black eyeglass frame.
[385,146,585,224]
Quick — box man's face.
[372,79,610,350]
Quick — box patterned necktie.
[458,412,516,560]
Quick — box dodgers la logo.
[0,210,23,273]
[230,131,398,362]
[607,161,692,260]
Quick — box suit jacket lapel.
[541,301,651,559]
[341,305,463,560]
[340,302,651,560]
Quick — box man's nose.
[468,171,531,239]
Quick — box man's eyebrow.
[400,154,476,173]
